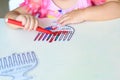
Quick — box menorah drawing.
[0,51,38,80]
[34,25,75,42]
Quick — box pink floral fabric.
[20,0,106,18]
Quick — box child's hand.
[58,9,86,26]
[16,14,39,31]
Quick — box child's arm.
[58,0,120,25]
[5,7,39,31]
[5,7,27,19]
[84,0,120,21]
[5,7,26,29]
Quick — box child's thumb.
[16,15,26,25]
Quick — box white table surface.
[0,18,120,80]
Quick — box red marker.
[6,18,53,34]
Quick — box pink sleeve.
[91,0,106,5]
[20,0,41,15]
[19,0,49,18]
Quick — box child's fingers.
[25,15,33,30]
[24,15,39,31]
[28,16,39,31]
[60,18,73,26]
[58,14,68,23]
[33,18,39,30]
[24,15,30,30]
[61,18,85,25]
[28,15,35,31]
[58,16,70,26]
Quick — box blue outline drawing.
[0,51,38,80]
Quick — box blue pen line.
[45,27,53,30]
